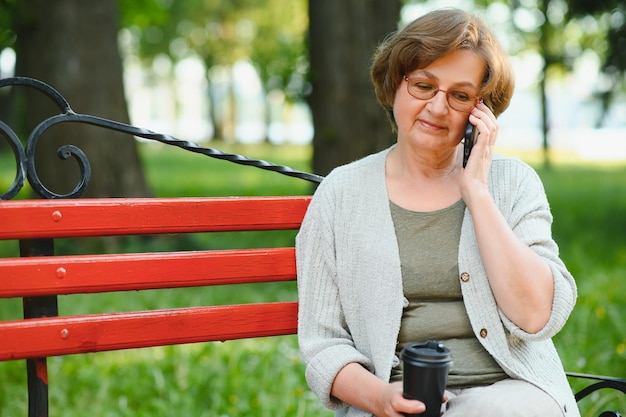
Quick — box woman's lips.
[418,119,446,132]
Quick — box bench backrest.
[0,196,310,361]
[1,76,321,417]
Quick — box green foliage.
[118,0,308,97]
[118,0,170,29]
[493,0,625,124]
[1,145,625,416]
[566,0,626,93]
[0,0,17,49]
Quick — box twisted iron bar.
[0,76,324,200]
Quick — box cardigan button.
[480,328,488,338]
[460,272,470,282]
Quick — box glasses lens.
[406,77,476,113]
[407,79,438,100]
[447,91,475,112]
[448,98,473,112]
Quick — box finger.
[475,100,496,118]
[469,110,497,145]
[472,103,497,131]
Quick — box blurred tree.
[472,0,626,167]
[308,0,401,176]
[118,0,308,142]
[567,0,626,127]
[119,0,402,174]
[4,0,150,198]
[119,0,404,174]
[2,0,626,184]
[522,0,565,168]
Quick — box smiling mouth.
[418,119,446,131]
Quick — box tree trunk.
[539,0,551,170]
[13,0,150,198]
[308,0,401,176]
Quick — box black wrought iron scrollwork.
[0,76,84,199]
[0,76,324,200]
[0,77,72,112]
[0,120,26,200]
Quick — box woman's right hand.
[375,381,426,417]
[331,363,426,417]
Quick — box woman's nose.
[428,90,449,114]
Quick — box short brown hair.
[370,8,515,129]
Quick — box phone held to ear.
[463,122,478,168]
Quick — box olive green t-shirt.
[389,199,506,387]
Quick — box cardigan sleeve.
[296,178,373,410]
[490,158,577,340]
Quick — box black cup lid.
[401,340,452,364]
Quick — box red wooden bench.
[0,196,310,416]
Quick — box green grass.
[140,141,315,197]
[1,143,625,416]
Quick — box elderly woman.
[296,8,579,417]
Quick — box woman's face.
[393,49,485,156]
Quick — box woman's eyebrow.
[413,69,478,90]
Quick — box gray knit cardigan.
[296,147,580,417]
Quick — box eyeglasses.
[403,75,481,113]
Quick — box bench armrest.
[567,372,626,403]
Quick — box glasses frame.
[403,75,481,113]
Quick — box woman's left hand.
[459,101,498,204]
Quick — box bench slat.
[0,248,295,297]
[0,302,298,360]
[0,196,311,239]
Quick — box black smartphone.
[463,122,478,168]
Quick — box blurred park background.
[0,0,625,416]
